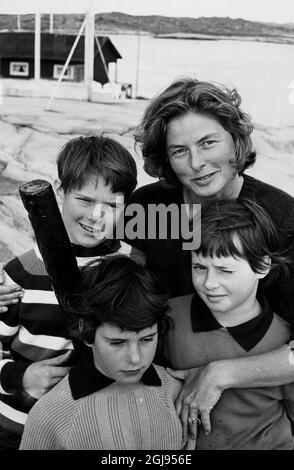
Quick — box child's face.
[91,323,158,384]
[191,250,264,317]
[60,176,125,247]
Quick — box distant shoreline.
[1,12,294,47]
[0,28,293,45]
[153,32,294,45]
[105,31,294,45]
[92,29,294,45]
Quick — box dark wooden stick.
[19,179,82,297]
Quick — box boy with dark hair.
[164,199,294,449]
[0,135,143,449]
[20,256,192,450]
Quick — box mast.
[34,8,41,81]
[84,0,95,101]
[135,20,141,98]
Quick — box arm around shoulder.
[173,344,294,435]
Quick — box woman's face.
[166,111,239,202]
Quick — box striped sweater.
[20,365,184,450]
[0,241,144,435]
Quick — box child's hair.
[63,255,169,344]
[195,198,290,280]
[57,135,137,201]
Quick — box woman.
[125,77,294,434]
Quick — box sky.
[0,0,293,24]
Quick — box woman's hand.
[0,263,24,313]
[167,362,227,435]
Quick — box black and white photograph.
[0,0,294,457]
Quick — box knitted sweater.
[20,364,184,450]
[126,174,294,321]
[0,240,144,435]
[164,294,294,450]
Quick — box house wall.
[0,35,120,85]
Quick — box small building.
[0,31,121,84]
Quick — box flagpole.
[135,21,141,98]
[34,8,41,81]
[84,0,95,101]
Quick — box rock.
[0,159,7,175]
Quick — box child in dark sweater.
[20,256,193,450]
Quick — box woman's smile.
[191,170,220,186]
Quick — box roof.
[0,32,122,62]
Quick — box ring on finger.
[188,417,201,425]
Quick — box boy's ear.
[257,256,271,279]
[54,179,64,205]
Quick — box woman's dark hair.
[195,198,290,281]
[63,255,169,344]
[57,135,137,202]
[135,77,256,186]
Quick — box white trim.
[0,321,19,337]
[19,326,73,351]
[0,359,14,394]
[118,241,132,255]
[9,61,29,77]
[34,245,100,267]
[22,290,58,305]
[76,255,102,266]
[0,400,27,425]
[34,244,44,261]
[53,64,75,80]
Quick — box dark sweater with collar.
[164,294,294,450]
[126,175,294,322]
[0,240,144,436]
[19,350,185,450]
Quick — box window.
[53,64,74,80]
[9,62,29,77]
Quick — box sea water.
[108,34,294,128]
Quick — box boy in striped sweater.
[0,135,143,449]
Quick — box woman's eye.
[221,270,233,274]
[202,140,217,147]
[171,148,187,157]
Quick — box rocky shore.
[0,96,153,263]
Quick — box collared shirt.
[190,294,274,351]
[69,346,162,400]
[71,239,121,257]
[164,292,290,372]
[164,292,294,450]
